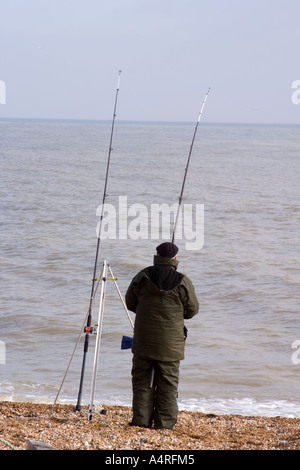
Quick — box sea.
[1,118,300,418]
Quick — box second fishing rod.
[122,88,211,392]
[171,88,210,244]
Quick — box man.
[125,242,199,430]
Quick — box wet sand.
[1,401,300,450]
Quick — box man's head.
[156,242,179,259]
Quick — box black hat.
[156,242,179,258]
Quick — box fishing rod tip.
[117,70,122,89]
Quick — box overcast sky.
[1,0,299,124]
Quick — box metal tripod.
[87,260,134,421]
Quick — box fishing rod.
[75,70,122,411]
[121,90,210,392]
[171,88,210,244]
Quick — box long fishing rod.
[75,70,122,411]
[171,88,210,244]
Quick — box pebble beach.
[1,401,300,451]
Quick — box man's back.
[125,255,199,361]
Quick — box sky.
[1,0,300,124]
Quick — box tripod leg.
[149,365,155,388]
[108,265,134,329]
[88,260,108,421]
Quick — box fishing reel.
[84,326,96,335]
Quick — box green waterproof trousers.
[131,355,180,430]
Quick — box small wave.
[178,397,300,418]
[1,381,300,418]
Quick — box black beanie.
[156,242,179,258]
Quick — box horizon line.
[0,116,299,127]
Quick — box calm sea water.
[1,119,300,417]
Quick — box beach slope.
[1,402,300,450]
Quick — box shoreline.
[1,401,300,450]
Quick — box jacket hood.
[153,255,179,270]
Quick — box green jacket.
[125,255,199,361]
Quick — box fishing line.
[171,88,210,244]
[48,278,102,421]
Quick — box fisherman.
[125,242,199,430]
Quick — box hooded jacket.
[125,255,199,361]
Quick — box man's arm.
[125,270,147,313]
[181,276,199,319]
[125,279,138,313]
